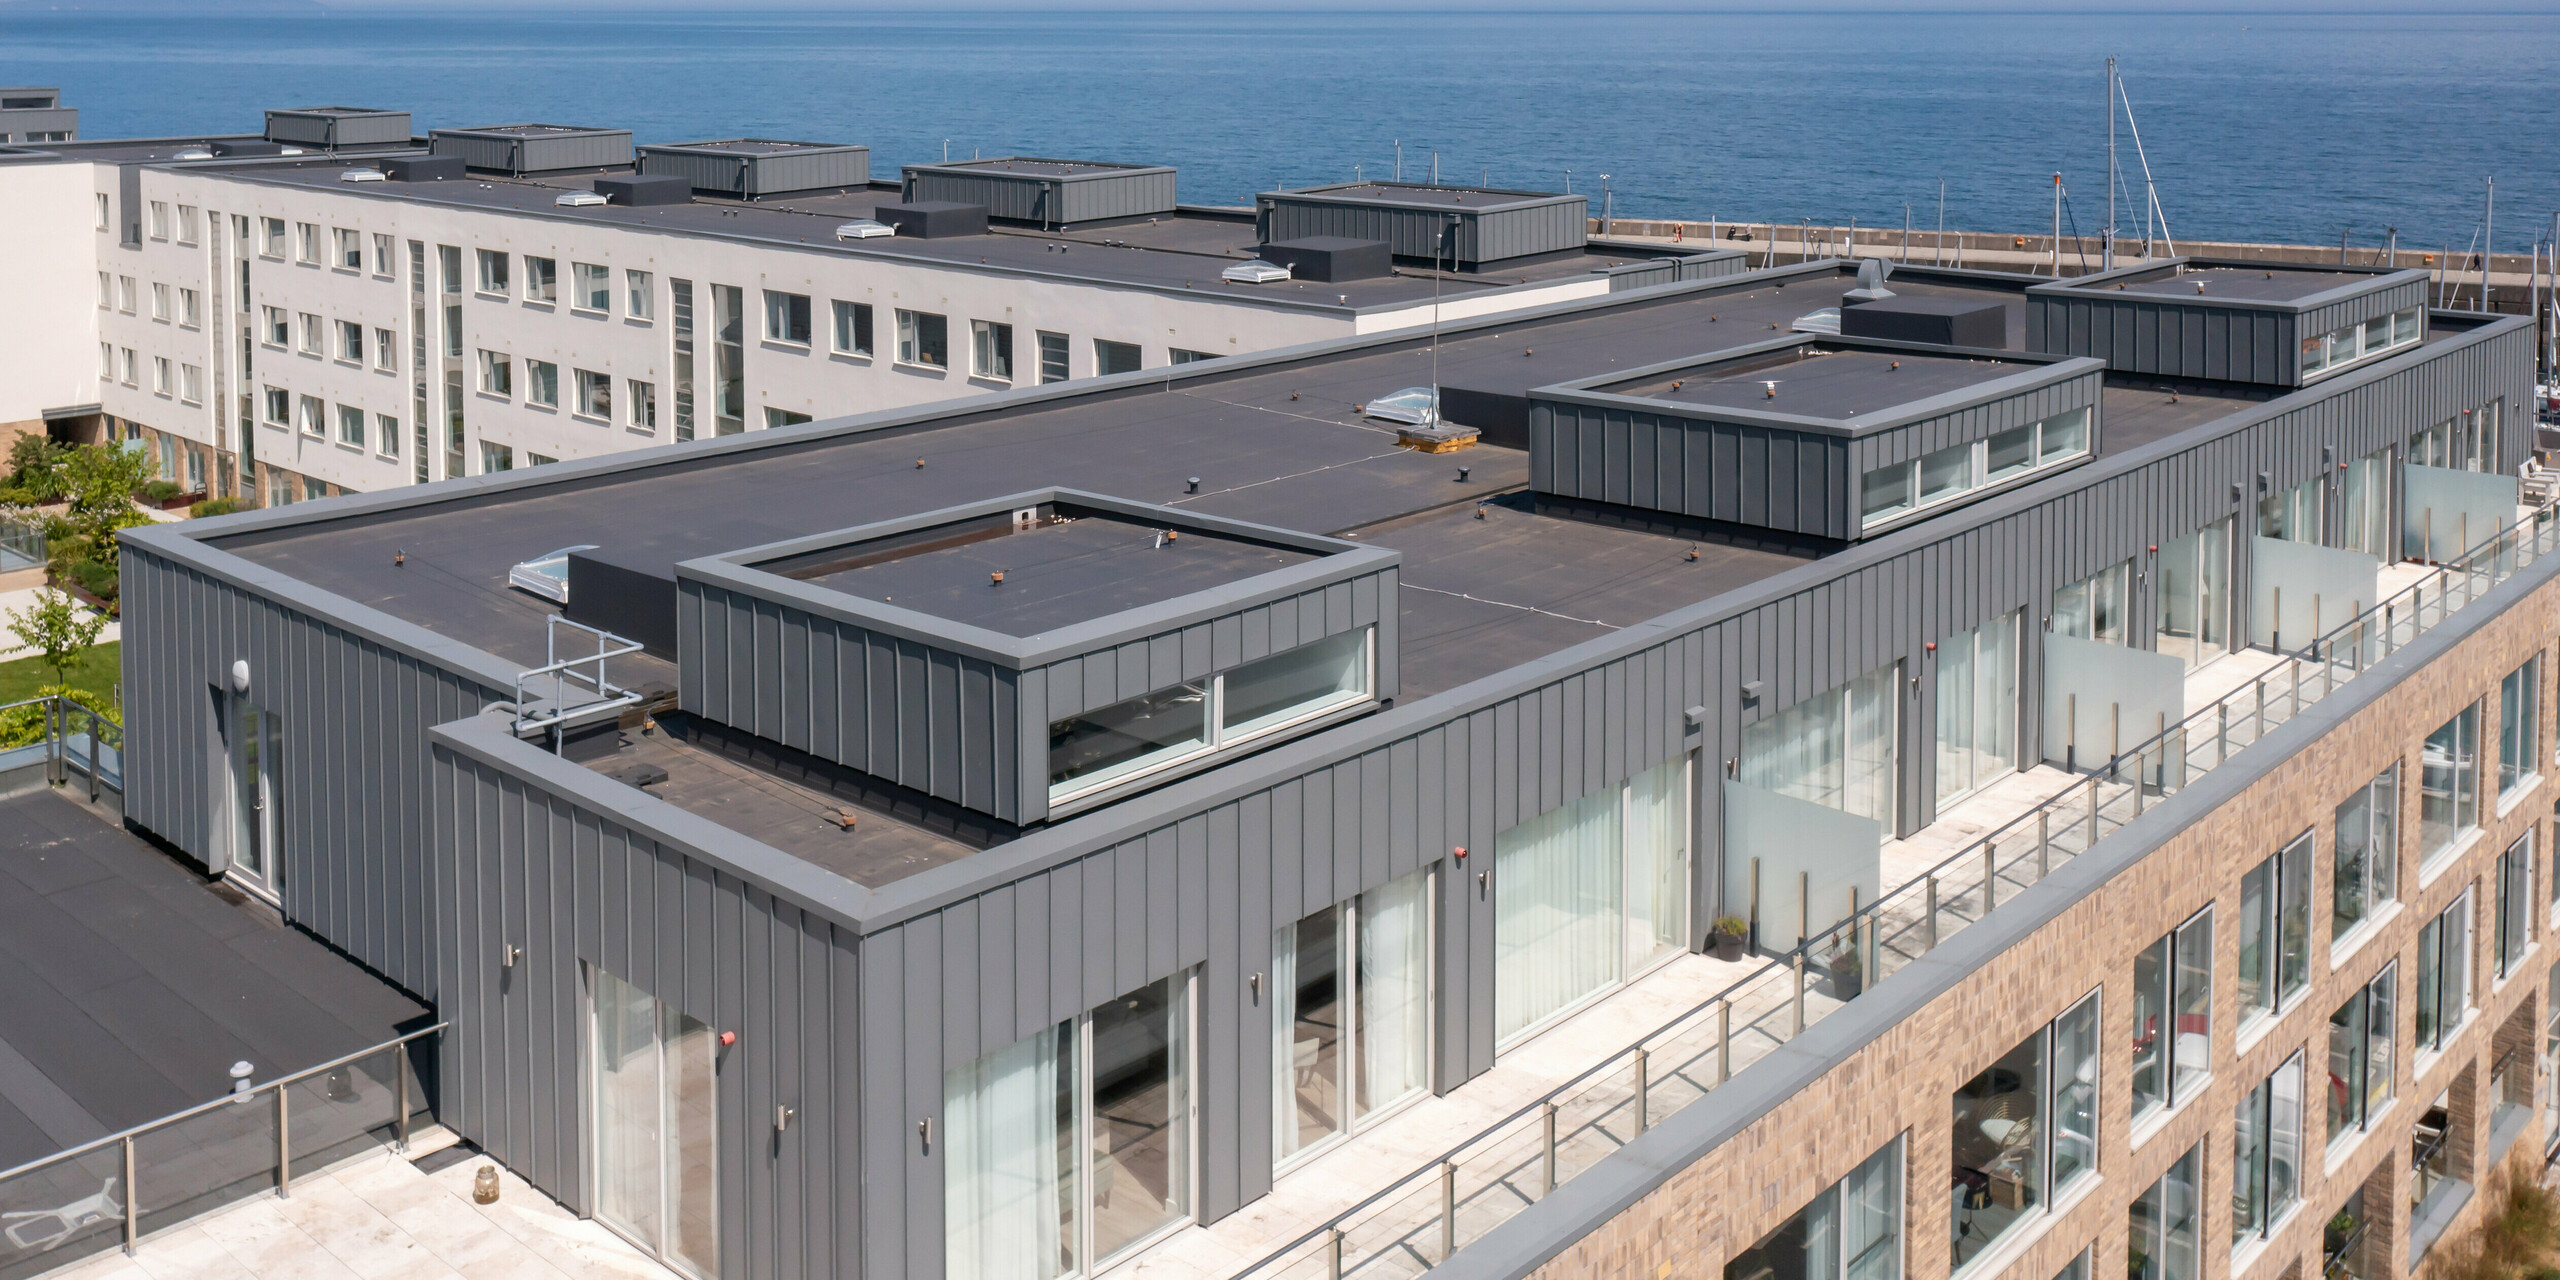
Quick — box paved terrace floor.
[0,790,428,1174]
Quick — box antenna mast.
[2113,69,2173,257]
[2105,57,2117,270]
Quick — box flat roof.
[782,509,1322,637]
[1600,347,2048,420]
[276,106,402,118]
[2087,264,2395,305]
[650,138,860,156]
[577,715,981,885]
[437,123,621,138]
[0,791,428,1171]
[203,164,1629,312]
[914,157,1166,178]
[1274,181,1576,211]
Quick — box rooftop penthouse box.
[637,138,871,198]
[429,123,635,175]
[673,490,1401,824]
[1257,181,1589,270]
[2027,257,2430,388]
[900,157,1177,227]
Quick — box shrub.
[139,479,185,503]
[0,684,117,749]
[191,496,248,518]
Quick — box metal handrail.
[512,614,644,737]
[0,1022,444,1262]
[1237,492,2560,1279]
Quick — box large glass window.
[763,289,811,344]
[2497,832,2533,979]
[832,300,872,356]
[2326,963,2396,1150]
[1493,758,1691,1043]
[574,262,611,313]
[1050,683,1209,796]
[899,309,950,368]
[2237,832,2313,1025]
[1935,611,2019,805]
[944,972,1192,1280]
[2156,519,2232,667]
[1271,868,1431,1168]
[711,284,745,435]
[1740,662,1898,825]
[2419,705,2480,867]
[2232,1053,2305,1251]
[2325,1186,2375,1280]
[2130,908,2213,1122]
[2343,446,2393,557]
[1726,1138,1903,1280]
[1049,631,1376,804]
[2050,561,2130,646]
[672,278,696,442]
[1950,992,2099,1271]
[1221,629,1369,740]
[2500,657,2541,799]
[2257,475,2324,545]
[2126,1144,2199,1280]
[2544,964,2560,1155]
[2332,764,2399,946]
[524,255,558,302]
[2413,890,2472,1055]
[590,967,717,1279]
[1859,407,2092,531]
[2302,307,2422,381]
[973,320,1014,381]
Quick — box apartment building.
[0,103,1736,506]
[93,249,2549,1280]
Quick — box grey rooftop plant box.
[1257,182,1589,270]
[674,490,1401,825]
[429,124,635,175]
[900,157,1178,227]
[265,107,412,149]
[1532,335,2105,543]
[637,138,871,198]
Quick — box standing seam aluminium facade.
[110,258,2540,1280]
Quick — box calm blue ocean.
[5,7,2556,253]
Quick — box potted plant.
[1827,945,1862,998]
[1711,916,1749,962]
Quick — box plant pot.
[1831,969,1862,999]
[1711,932,1746,962]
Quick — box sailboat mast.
[2106,57,2117,270]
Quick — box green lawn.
[0,640,120,706]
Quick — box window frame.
[572,262,612,315]
[895,308,948,369]
[476,249,510,296]
[970,319,1014,382]
[575,368,613,420]
[335,403,366,449]
[2413,890,2473,1057]
[625,269,654,321]
[523,256,558,304]
[1948,990,2101,1275]
[2230,1052,2306,1255]
[1048,627,1377,808]
[831,300,873,357]
[477,349,513,398]
[628,379,658,431]
[525,359,561,408]
[2236,830,2314,1030]
[2418,704,2482,870]
[2331,763,2401,955]
[763,290,812,346]
[2499,656,2541,802]
[2497,831,2534,979]
[2326,962,2397,1151]
[2130,906,2214,1126]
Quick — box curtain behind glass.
[1739,663,1896,826]
[1625,759,1691,971]
[593,970,664,1249]
[1494,788,1623,1041]
[1841,1139,1903,1280]
[945,1026,1071,1280]
[1269,920,1300,1160]
[2052,996,2099,1191]
[1938,615,2018,803]
[1356,871,1431,1119]
[1844,666,1898,824]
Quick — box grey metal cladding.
[898,159,1177,225]
[1257,185,1588,265]
[264,108,413,148]
[429,126,635,175]
[118,540,506,999]
[671,492,1400,825]
[1529,349,2102,540]
[1597,250,1749,292]
[428,720,863,1280]
[636,141,871,198]
[2026,261,2430,386]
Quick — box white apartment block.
[1,104,1728,506]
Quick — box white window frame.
[1048,627,1377,808]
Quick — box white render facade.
[11,134,1614,502]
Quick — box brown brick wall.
[1531,570,2560,1280]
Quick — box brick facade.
[1530,569,2560,1280]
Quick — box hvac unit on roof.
[339,168,387,183]
[554,190,608,208]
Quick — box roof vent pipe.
[1843,256,1895,304]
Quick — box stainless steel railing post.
[1790,954,1806,1035]
[1327,1227,1344,1280]
[2037,812,2050,876]
[1716,1002,1732,1084]
[1924,875,1938,949]
[121,1135,137,1255]
[274,1087,290,1198]
[394,1049,412,1152]
[1440,1160,1458,1260]
[1633,1049,1650,1135]
[1981,841,1997,910]
[1541,1102,1559,1194]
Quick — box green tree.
[4,434,72,503]
[4,587,107,688]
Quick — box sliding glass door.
[1494,758,1691,1045]
[1272,869,1432,1168]
[589,968,717,1279]
[1935,611,2020,805]
[946,973,1194,1280]
[1740,664,1899,823]
[2157,519,2232,668]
